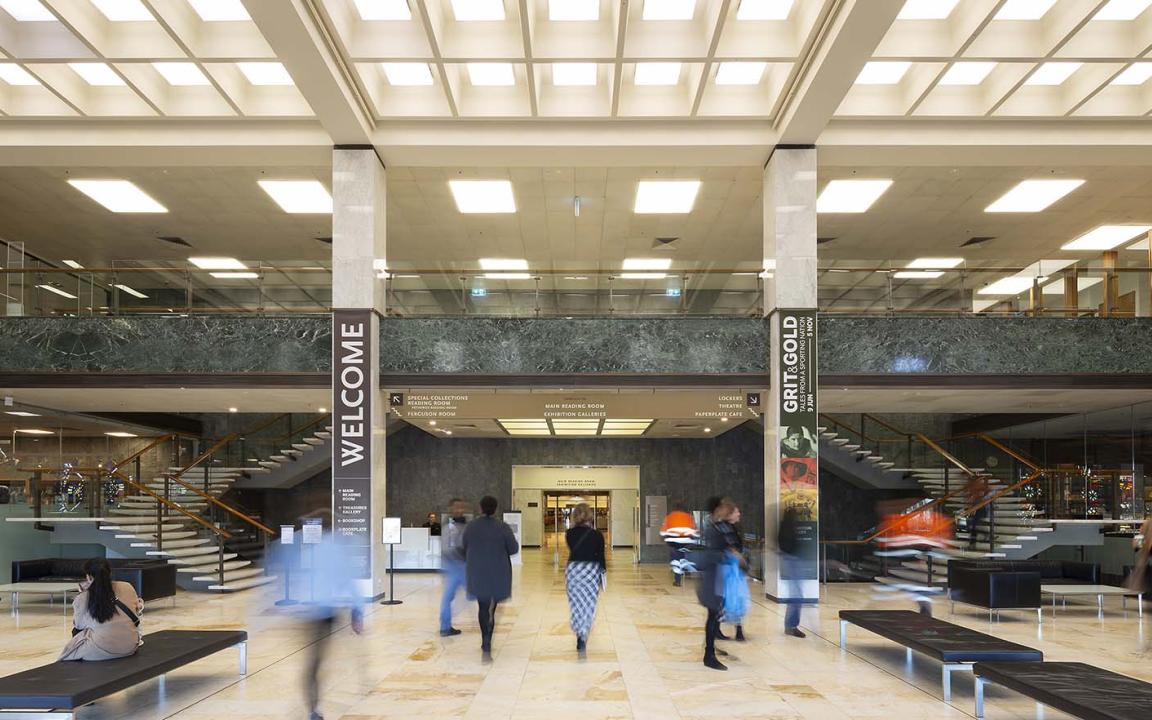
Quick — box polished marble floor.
[3,549,1150,720]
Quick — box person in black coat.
[462,495,519,659]
[697,497,737,671]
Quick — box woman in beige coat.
[58,558,143,662]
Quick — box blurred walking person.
[463,495,519,660]
[965,474,991,550]
[439,498,470,637]
[660,505,698,586]
[698,497,736,670]
[778,505,806,638]
[566,502,606,653]
[722,504,750,641]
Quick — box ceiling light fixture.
[479,258,529,271]
[985,179,1084,213]
[1112,63,1152,85]
[1062,224,1152,251]
[634,62,681,85]
[353,0,411,20]
[0,0,54,21]
[68,180,167,213]
[623,258,673,270]
[552,63,597,86]
[451,0,504,21]
[978,277,1037,295]
[897,0,958,20]
[189,257,246,270]
[37,284,78,299]
[1025,62,1082,86]
[69,63,125,86]
[16,428,54,435]
[855,61,910,85]
[187,0,249,21]
[381,62,433,85]
[114,284,148,299]
[105,431,138,437]
[938,62,997,85]
[907,257,964,269]
[152,62,210,86]
[0,64,39,85]
[237,62,293,86]
[210,272,259,279]
[995,0,1057,20]
[62,260,83,269]
[736,0,793,20]
[643,0,695,20]
[448,180,516,213]
[894,271,945,279]
[228,407,238,413]
[816,179,893,213]
[257,180,333,214]
[715,61,766,85]
[91,0,152,22]
[634,179,700,213]
[5,411,40,417]
[1093,0,1152,20]
[549,0,598,20]
[467,62,515,86]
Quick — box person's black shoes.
[784,627,806,638]
[703,656,728,671]
[673,574,682,587]
[440,628,462,637]
[576,637,587,652]
[716,629,731,641]
[735,627,746,642]
[481,650,493,663]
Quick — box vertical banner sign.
[778,309,818,579]
[333,309,373,580]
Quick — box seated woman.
[59,558,143,662]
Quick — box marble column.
[331,147,388,599]
[762,147,820,605]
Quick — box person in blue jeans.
[439,499,471,637]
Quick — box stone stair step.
[148,546,232,559]
[114,530,198,541]
[192,566,266,583]
[165,551,239,565]
[302,437,325,446]
[258,461,280,469]
[100,522,186,533]
[131,537,213,550]
[314,431,331,439]
[292,443,315,451]
[209,575,277,592]
[177,559,252,574]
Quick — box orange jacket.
[660,510,698,542]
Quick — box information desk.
[389,527,443,571]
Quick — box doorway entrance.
[542,491,611,550]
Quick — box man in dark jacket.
[462,495,519,659]
[778,505,805,638]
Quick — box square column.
[762,147,820,604]
[331,147,388,599]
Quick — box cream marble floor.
[3,550,1151,720]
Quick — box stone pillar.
[331,147,388,599]
[762,146,820,605]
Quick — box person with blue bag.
[697,497,744,671]
[719,504,750,640]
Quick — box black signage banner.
[332,309,373,579]
[777,308,818,579]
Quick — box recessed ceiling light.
[5,411,40,417]
[601,429,648,435]
[938,62,997,86]
[1112,63,1152,85]
[0,0,54,21]
[506,429,552,435]
[210,272,259,279]
[1042,277,1102,295]
[115,284,148,299]
[634,62,681,85]
[1093,0,1152,20]
[449,180,516,213]
[552,63,597,86]
[978,277,1036,295]
[549,0,598,20]
[451,0,504,21]
[353,0,411,20]
[0,64,39,86]
[228,407,238,413]
[318,407,328,413]
[1062,224,1152,251]
[995,0,1056,20]
[16,428,54,435]
[715,61,766,85]
[634,180,700,213]
[152,62,210,86]
[620,272,667,279]
[91,0,152,22]
[258,180,333,214]
[855,61,910,85]
[893,271,945,279]
[187,0,249,21]
[1025,62,1082,86]
[816,179,893,213]
[467,63,515,86]
[237,62,293,86]
[479,258,529,271]
[37,284,78,299]
[907,258,963,269]
[105,431,138,437]
[189,257,246,270]
[381,62,433,85]
[69,63,125,86]
[643,0,696,20]
[62,260,83,269]
[623,258,673,270]
[897,0,958,20]
[736,0,793,20]
[68,180,167,213]
[985,179,1084,213]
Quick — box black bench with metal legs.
[0,630,248,720]
[973,661,1152,720]
[839,610,1042,703]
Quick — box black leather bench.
[973,661,1152,720]
[0,629,247,719]
[839,610,1042,702]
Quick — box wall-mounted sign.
[333,309,373,579]
[389,391,763,422]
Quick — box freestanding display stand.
[380,517,403,606]
[275,525,299,607]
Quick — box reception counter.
[388,527,442,572]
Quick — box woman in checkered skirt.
[565,502,606,653]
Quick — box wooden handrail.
[110,470,231,539]
[857,413,978,479]
[165,473,275,536]
[971,433,1043,473]
[273,413,331,443]
[116,433,178,468]
[175,432,238,478]
[817,414,903,445]
[861,413,911,438]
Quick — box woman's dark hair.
[480,495,498,516]
[83,557,117,623]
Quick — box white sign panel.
[503,511,523,566]
[301,518,323,545]
[280,525,295,545]
[381,517,403,545]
